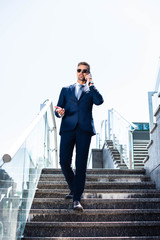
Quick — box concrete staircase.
[105,140,128,169]
[105,140,149,170]
[22,168,160,239]
[133,140,149,169]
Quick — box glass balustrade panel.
[0,109,55,240]
[110,112,132,168]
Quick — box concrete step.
[107,147,114,150]
[110,152,120,156]
[133,155,147,158]
[134,149,148,151]
[134,147,148,150]
[133,160,145,163]
[35,189,160,199]
[109,151,120,155]
[31,198,160,210]
[134,166,144,169]
[116,164,128,169]
[134,159,145,162]
[112,157,121,160]
[37,181,155,190]
[135,158,146,162]
[135,158,147,161]
[134,153,148,156]
[21,237,160,240]
[134,163,144,166]
[133,166,145,170]
[134,150,147,152]
[29,209,160,222]
[41,169,146,175]
[133,149,147,151]
[134,146,148,148]
[39,174,150,183]
[133,142,149,145]
[134,164,145,167]
[134,156,146,159]
[134,156,148,160]
[133,143,148,146]
[133,140,149,142]
[23,221,160,237]
[133,142,148,144]
[133,149,148,152]
[134,154,147,157]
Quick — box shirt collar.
[76,82,86,87]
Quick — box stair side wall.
[102,144,116,169]
[145,105,160,189]
[92,149,103,168]
[92,145,116,169]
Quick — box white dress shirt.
[75,82,86,97]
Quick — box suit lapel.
[70,84,77,100]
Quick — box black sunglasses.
[77,69,89,73]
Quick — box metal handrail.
[108,108,137,169]
[95,108,137,169]
[148,58,160,133]
[2,100,58,166]
[110,108,137,130]
[155,57,160,91]
[148,91,157,131]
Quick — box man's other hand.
[55,106,65,116]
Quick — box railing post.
[105,119,108,140]
[47,124,50,167]
[108,110,111,140]
[128,130,134,169]
[148,91,157,133]
[113,134,116,149]
[120,144,123,164]
[96,133,100,149]
[50,102,58,168]
[99,120,104,149]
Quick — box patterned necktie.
[76,85,84,100]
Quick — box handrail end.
[2,154,12,163]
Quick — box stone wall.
[92,144,116,169]
[92,149,103,168]
[144,105,160,189]
[102,144,116,169]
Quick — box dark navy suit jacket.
[55,83,104,136]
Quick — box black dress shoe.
[65,192,73,199]
[73,201,83,211]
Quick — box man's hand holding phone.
[55,106,65,117]
[85,73,94,86]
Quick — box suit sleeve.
[55,88,65,118]
[89,85,104,105]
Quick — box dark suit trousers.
[59,124,92,202]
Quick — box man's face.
[77,65,89,83]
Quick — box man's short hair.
[77,62,90,73]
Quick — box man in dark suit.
[55,62,104,211]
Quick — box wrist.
[89,81,94,86]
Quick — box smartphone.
[89,73,92,78]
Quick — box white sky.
[0,0,160,157]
